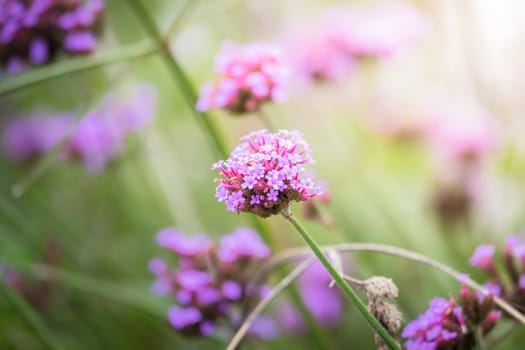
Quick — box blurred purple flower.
[298,260,343,327]
[217,227,270,263]
[469,244,495,270]
[196,41,289,114]
[275,302,307,335]
[2,113,75,160]
[68,110,124,172]
[150,227,271,338]
[213,129,323,217]
[156,228,213,258]
[63,31,96,53]
[0,0,105,72]
[3,83,157,172]
[248,316,280,340]
[168,306,202,330]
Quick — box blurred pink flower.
[197,41,289,114]
[338,3,430,59]
[423,102,498,162]
[283,2,430,83]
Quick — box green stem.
[257,109,277,132]
[0,278,63,350]
[127,0,228,159]
[0,41,156,97]
[282,208,401,350]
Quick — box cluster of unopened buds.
[0,0,105,73]
[401,233,525,349]
[149,227,273,337]
[213,129,323,218]
[196,41,289,114]
[469,235,525,314]
[2,84,157,172]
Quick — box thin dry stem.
[248,242,525,325]
[226,256,316,350]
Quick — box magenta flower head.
[217,227,270,263]
[213,129,323,218]
[2,113,75,160]
[402,297,463,350]
[67,83,157,172]
[0,0,105,73]
[196,41,289,114]
[469,244,495,271]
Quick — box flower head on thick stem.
[213,129,323,218]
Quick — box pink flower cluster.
[149,227,271,337]
[2,84,157,172]
[196,41,288,114]
[285,2,430,82]
[0,0,104,73]
[213,129,323,218]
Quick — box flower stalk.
[281,208,401,350]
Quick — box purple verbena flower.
[298,260,343,327]
[0,0,105,72]
[150,227,271,338]
[402,297,462,350]
[469,244,495,270]
[2,113,75,160]
[519,275,525,290]
[196,41,289,114]
[213,129,323,217]
[248,316,280,340]
[156,228,213,258]
[217,227,270,263]
[168,306,202,330]
[67,110,124,172]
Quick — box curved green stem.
[0,278,63,350]
[282,208,401,350]
[0,42,156,97]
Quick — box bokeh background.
[2,0,525,349]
